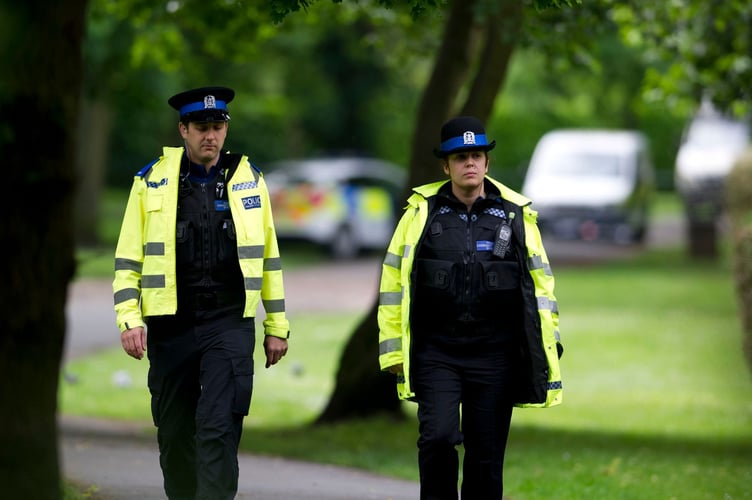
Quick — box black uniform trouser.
[411,330,517,500]
[146,305,255,500]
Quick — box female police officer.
[378,116,563,499]
[113,86,289,499]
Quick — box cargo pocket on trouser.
[231,357,254,416]
[147,368,163,427]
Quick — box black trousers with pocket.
[146,304,255,500]
[411,328,518,500]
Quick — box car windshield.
[537,152,625,178]
[686,119,749,148]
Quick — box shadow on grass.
[242,418,751,497]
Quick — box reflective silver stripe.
[379,337,402,356]
[551,300,558,314]
[245,277,262,291]
[529,255,543,270]
[380,291,402,306]
[554,329,561,342]
[144,242,165,255]
[263,298,286,313]
[142,275,165,288]
[383,251,401,270]
[238,245,264,259]
[114,258,142,273]
[114,288,139,305]
[531,255,553,275]
[402,244,412,259]
[529,255,552,275]
[537,296,554,311]
[264,256,282,271]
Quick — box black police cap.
[433,116,496,158]
[167,86,235,123]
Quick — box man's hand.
[121,327,146,360]
[387,363,403,375]
[264,335,288,368]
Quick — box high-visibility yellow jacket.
[113,146,290,339]
[378,177,562,407]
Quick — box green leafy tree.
[609,1,752,259]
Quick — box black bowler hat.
[167,86,235,123]
[433,116,496,158]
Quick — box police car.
[264,157,407,259]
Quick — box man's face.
[179,121,228,167]
[443,150,489,191]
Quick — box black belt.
[178,290,243,310]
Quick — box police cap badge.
[168,86,235,123]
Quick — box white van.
[521,129,655,244]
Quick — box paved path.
[61,415,418,500]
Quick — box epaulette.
[136,158,160,178]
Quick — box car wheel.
[612,223,635,245]
[330,226,358,260]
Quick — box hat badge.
[462,131,476,145]
[203,95,217,109]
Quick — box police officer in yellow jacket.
[113,86,290,500]
[378,116,563,500]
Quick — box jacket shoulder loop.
[136,158,160,178]
[221,152,244,180]
[413,180,445,199]
[248,161,261,182]
[487,176,531,207]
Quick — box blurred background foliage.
[84,0,702,193]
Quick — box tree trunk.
[409,0,479,187]
[316,0,522,424]
[461,0,523,121]
[315,296,403,422]
[75,98,111,246]
[0,1,87,497]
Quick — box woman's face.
[443,150,489,192]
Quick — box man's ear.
[442,161,449,175]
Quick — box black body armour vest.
[412,182,524,336]
[175,153,245,295]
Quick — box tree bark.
[0,1,87,497]
[75,98,111,246]
[409,0,479,188]
[462,0,523,121]
[316,0,522,424]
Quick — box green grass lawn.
[62,193,752,498]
